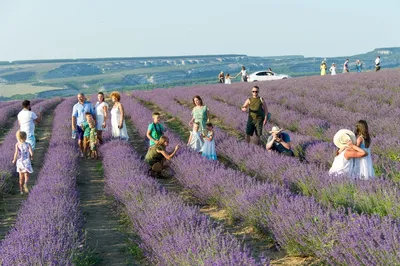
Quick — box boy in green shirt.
[81,112,93,157]
[146,112,165,147]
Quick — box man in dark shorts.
[241,86,269,145]
[71,93,95,157]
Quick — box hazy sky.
[1,0,399,61]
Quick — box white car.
[247,71,291,82]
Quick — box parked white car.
[247,71,291,82]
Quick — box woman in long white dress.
[110,91,129,141]
[95,92,109,144]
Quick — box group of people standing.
[218,66,252,84]
[71,92,129,159]
[320,56,381,76]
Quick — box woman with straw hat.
[329,129,368,176]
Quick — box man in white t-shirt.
[375,56,381,72]
[17,100,42,150]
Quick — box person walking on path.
[72,93,95,157]
[218,71,225,83]
[12,130,33,195]
[94,92,109,144]
[329,129,368,176]
[320,61,327,76]
[343,59,349,73]
[17,100,41,150]
[356,60,362,73]
[110,91,129,141]
[189,95,209,135]
[241,86,269,145]
[329,63,337,75]
[375,56,381,72]
[235,66,248,82]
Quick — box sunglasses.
[252,91,259,93]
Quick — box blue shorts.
[26,134,36,150]
[76,126,84,141]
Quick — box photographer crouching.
[266,126,294,156]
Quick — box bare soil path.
[77,149,139,266]
[0,110,54,239]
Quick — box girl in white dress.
[95,92,109,144]
[224,73,232,84]
[201,123,217,160]
[187,122,203,152]
[110,92,129,141]
[12,131,33,195]
[329,129,367,176]
[329,63,336,75]
[353,120,375,179]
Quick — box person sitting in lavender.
[266,126,294,156]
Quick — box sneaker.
[23,184,29,193]
[79,152,84,158]
[20,191,24,195]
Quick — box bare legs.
[245,134,260,146]
[19,172,29,194]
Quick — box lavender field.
[0,69,399,265]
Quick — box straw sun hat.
[269,126,283,134]
[333,129,356,149]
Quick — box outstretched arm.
[241,99,250,112]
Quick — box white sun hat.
[333,129,356,149]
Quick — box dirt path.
[0,110,54,239]
[77,154,138,265]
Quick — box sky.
[0,0,399,61]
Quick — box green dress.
[191,105,209,133]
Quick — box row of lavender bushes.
[100,139,265,265]
[0,98,61,195]
[130,90,400,219]
[0,98,84,265]
[122,93,400,265]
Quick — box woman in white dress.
[110,91,129,141]
[94,92,109,144]
[224,73,232,84]
[353,120,375,179]
[329,63,337,75]
[329,129,367,176]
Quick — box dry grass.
[0,84,63,97]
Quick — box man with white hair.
[266,126,294,156]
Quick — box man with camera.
[266,126,294,156]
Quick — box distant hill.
[0,48,399,99]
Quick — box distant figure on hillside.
[189,95,209,135]
[94,92,109,144]
[356,60,362,73]
[201,122,217,160]
[241,86,269,145]
[12,130,33,195]
[18,100,42,150]
[353,120,375,179]
[145,136,179,177]
[320,61,327,76]
[235,66,248,82]
[375,56,381,72]
[225,73,232,84]
[266,126,294,156]
[329,129,367,176]
[110,91,129,141]
[343,59,349,73]
[329,63,337,75]
[72,93,95,157]
[218,71,225,83]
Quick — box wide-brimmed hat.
[333,129,356,149]
[269,126,283,134]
